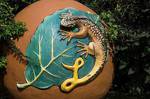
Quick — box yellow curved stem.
[61,55,104,92]
[61,57,84,92]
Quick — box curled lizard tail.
[60,50,108,92]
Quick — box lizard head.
[60,12,76,27]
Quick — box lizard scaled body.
[59,12,109,92]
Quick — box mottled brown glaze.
[4,0,114,99]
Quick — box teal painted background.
[21,8,103,89]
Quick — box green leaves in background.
[0,0,26,40]
[0,0,27,70]
[0,57,7,69]
[100,11,119,41]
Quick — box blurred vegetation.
[0,0,38,69]
[0,0,150,98]
[0,0,24,70]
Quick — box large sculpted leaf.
[17,8,103,89]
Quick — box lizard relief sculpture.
[16,8,109,93]
[59,12,109,92]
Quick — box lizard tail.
[78,50,108,84]
[60,44,109,92]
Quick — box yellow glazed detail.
[61,57,84,92]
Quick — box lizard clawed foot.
[76,41,93,58]
[59,30,74,43]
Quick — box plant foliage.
[0,0,38,69]
[0,57,7,69]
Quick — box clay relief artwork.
[17,8,109,92]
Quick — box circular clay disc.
[4,0,114,99]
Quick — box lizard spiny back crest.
[60,12,88,27]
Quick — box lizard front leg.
[76,41,96,58]
[59,30,74,42]
[59,25,88,43]
[59,30,75,42]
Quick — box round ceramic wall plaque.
[4,0,114,99]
